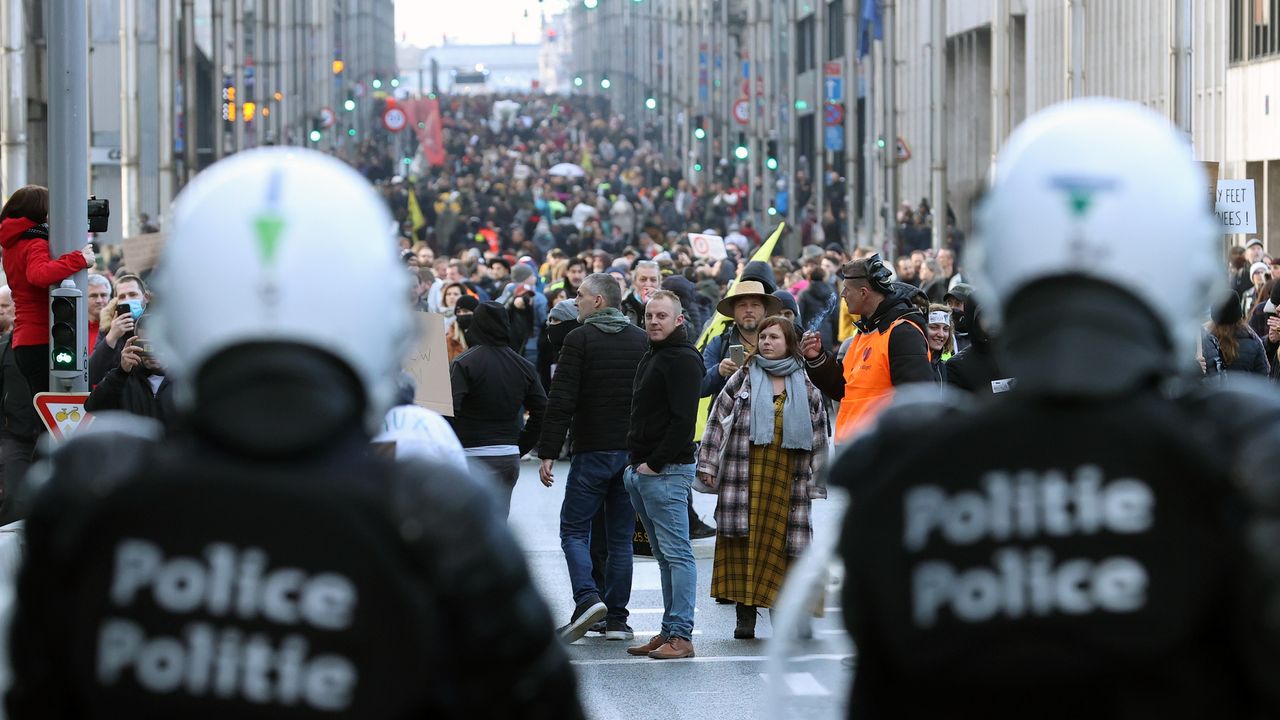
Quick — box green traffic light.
[309,129,322,142]
[794,100,808,111]
[645,97,657,110]
[694,163,703,172]
[734,145,749,160]
[877,137,887,148]
[694,128,706,140]
[766,157,778,170]
[403,157,412,165]
[344,99,356,111]
[348,128,357,137]
[600,78,611,89]
[584,0,598,8]
[574,76,584,87]
[767,207,778,216]
[372,79,382,89]
[390,78,400,87]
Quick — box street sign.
[896,136,912,162]
[688,233,727,261]
[741,77,764,97]
[733,98,750,125]
[33,392,94,442]
[824,77,843,102]
[826,125,844,152]
[824,61,842,76]
[1216,179,1257,233]
[319,107,336,128]
[382,106,408,132]
[823,102,844,126]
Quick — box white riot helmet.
[967,98,1220,358]
[151,149,412,431]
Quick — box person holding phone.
[699,280,782,402]
[89,273,149,387]
[84,314,174,425]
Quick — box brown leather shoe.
[648,636,695,660]
[627,634,667,656]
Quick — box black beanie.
[1213,290,1243,326]
[456,295,481,313]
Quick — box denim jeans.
[624,462,697,640]
[560,449,635,622]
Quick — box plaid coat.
[696,366,828,556]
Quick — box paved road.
[506,459,854,720]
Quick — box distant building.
[400,43,544,95]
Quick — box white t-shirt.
[374,405,468,473]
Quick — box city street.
[506,458,854,720]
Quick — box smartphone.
[115,303,132,317]
[729,344,746,366]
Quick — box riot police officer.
[6,149,584,719]
[832,99,1280,717]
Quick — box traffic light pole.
[47,0,90,392]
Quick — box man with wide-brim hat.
[701,280,784,401]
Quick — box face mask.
[456,315,474,332]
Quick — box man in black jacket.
[85,324,175,426]
[537,273,648,644]
[622,290,702,661]
[450,302,547,517]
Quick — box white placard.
[1215,179,1257,234]
[688,232,727,261]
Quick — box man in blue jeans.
[538,273,649,643]
[623,290,703,660]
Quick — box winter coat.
[84,368,176,425]
[0,218,90,348]
[696,366,828,556]
[450,303,547,454]
[1204,325,1271,377]
[627,332,703,472]
[537,321,648,458]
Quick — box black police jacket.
[830,382,1280,719]
[7,422,584,720]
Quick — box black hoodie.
[628,327,703,472]
[805,285,934,401]
[450,302,547,453]
[944,295,1008,397]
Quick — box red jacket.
[0,217,89,348]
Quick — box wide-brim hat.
[716,280,784,317]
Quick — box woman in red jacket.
[0,186,94,395]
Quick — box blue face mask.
[124,299,144,321]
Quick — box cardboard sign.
[1215,179,1257,234]
[688,233,727,261]
[121,232,165,274]
[404,312,453,417]
[33,392,94,441]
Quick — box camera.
[88,196,110,233]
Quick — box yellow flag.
[408,188,427,233]
[693,222,786,440]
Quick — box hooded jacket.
[945,296,1009,397]
[537,312,648,458]
[628,326,703,471]
[0,218,91,348]
[805,284,934,402]
[450,302,547,454]
[799,280,840,352]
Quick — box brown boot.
[627,634,668,656]
[648,636,695,660]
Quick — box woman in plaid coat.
[696,316,828,639]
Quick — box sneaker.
[558,596,608,644]
[604,620,634,641]
[589,620,607,635]
[648,636,696,660]
[690,519,716,539]
[627,633,668,656]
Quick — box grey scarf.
[748,355,812,450]
[583,307,631,334]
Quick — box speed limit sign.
[319,107,336,128]
[733,98,750,125]
[382,107,407,133]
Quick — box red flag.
[406,97,446,167]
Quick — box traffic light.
[645,97,657,110]
[734,132,749,161]
[372,79,383,90]
[347,128,357,137]
[309,130,322,143]
[693,163,703,172]
[876,136,887,149]
[344,95,356,112]
[573,76,584,87]
[584,0,598,7]
[309,115,322,143]
[332,59,345,75]
[600,77,611,89]
[49,285,82,375]
[693,114,705,140]
[766,140,778,170]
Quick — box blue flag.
[858,0,884,57]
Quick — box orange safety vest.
[834,317,929,443]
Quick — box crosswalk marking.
[570,653,851,666]
[760,672,831,696]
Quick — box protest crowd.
[0,90,1277,719]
